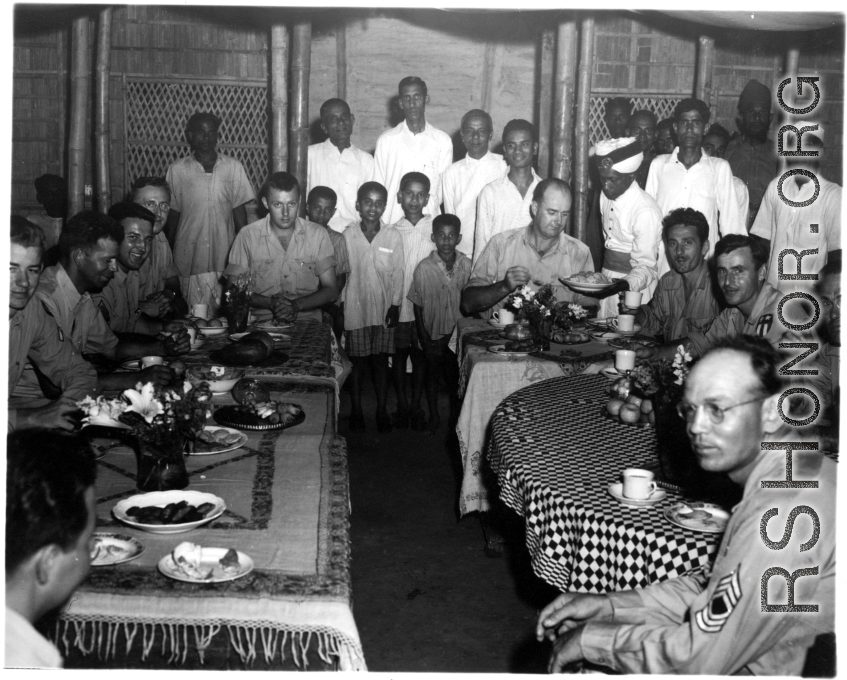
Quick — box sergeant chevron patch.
[695,569,742,633]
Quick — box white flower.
[522,286,536,300]
[183,380,193,394]
[122,382,164,424]
[511,297,523,309]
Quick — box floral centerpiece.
[630,345,692,398]
[78,380,212,491]
[223,271,256,332]
[506,284,588,349]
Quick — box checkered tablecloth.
[488,374,720,593]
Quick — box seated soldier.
[29,210,189,393]
[461,178,595,318]
[637,234,791,361]
[93,202,180,336]
[8,218,98,431]
[5,429,97,668]
[635,208,721,342]
[538,336,835,675]
[131,176,188,317]
[225,171,338,324]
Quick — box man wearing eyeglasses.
[537,335,835,674]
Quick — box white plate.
[590,331,624,342]
[607,482,667,507]
[192,426,248,455]
[158,548,254,583]
[113,490,226,534]
[664,502,729,534]
[600,367,623,379]
[487,319,510,329]
[593,319,643,335]
[120,359,170,371]
[196,326,227,337]
[487,344,534,356]
[559,278,615,292]
[255,321,295,332]
[90,532,145,566]
[229,332,291,343]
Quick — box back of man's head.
[6,430,97,575]
[59,210,124,262]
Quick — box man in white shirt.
[474,119,542,265]
[750,134,841,296]
[646,98,746,276]
[700,122,751,230]
[6,429,97,668]
[440,109,507,258]
[374,76,453,224]
[307,98,375,232]
[586,137,662,319]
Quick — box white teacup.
[622,468,658,500]
[493,308,515,325]
[186,327,198,344]
[191,303,208,319]
[623,291,643,308]
[141,355,164,369]
[612,314,636,332]
[615,349,636,372]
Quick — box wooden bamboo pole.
[270,24,289,174]
[552,19,577,185]
[291,21,311,213]
[573,15,595,243]
[68,16,91,218]
[94,7,112,213]
[695,36,715,105]
[537,29,555,179]
[336,21,347,100]
[480,43,497,115]
[56,27,66,176]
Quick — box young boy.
[390,172,436,430]
[407,213,471,435]
[306,185,350,342]
[342,181,404,433]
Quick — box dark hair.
[815,258,842,291]
[357,181,388,203]
[662,208,709,244]
[433,213,461,233]
[6,430,97,573]
[307,185,337,206]
[503,118,537,143]
[59,210,124,259]
[130,176,171,202]
[399,171,431,193]
[461,108,493,132]
[11,216,45,251]
[604,97,633,118]
[657,118,675,134]
[532,177,571,204]
[107,201,156,228]
[319,98,351,118]
[628,109,657,128]
[703,122,731,145]
[705,335,784,396]
[187,111,221,132]
[398,76,427,97]
[33,174,66,195]
[259,171,300,202]
[714,234,769,271]
[673,98,711,123]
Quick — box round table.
[488,374,721,593]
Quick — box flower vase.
[532,318,553,351]
[225,292,251,332]
[134,434,189,492]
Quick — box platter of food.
[488,343,536,356]
[212,401,305,431]
[607,336,657,350]
[112,490,226,534]
[254,321,295,332]
[120,359,170,371]
[559,271,615,293]
[90,532,145,566]
[663,502,729,533]
[550,329,591,344]
[192,426,248,455]
[158,542,253,583]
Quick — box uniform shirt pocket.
[294,259,317,294]
[375,246,394,272]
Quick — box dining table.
[455,317,634,516]
[487,374,721,593]
[52,321,366,671]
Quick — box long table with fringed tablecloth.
[54,380,366,671]
[487,374,720,594]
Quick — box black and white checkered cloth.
[489,374,719,593]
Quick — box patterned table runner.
[488,375,719,593]
[55,382,365,670]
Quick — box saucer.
[607,482,666,507]
[488,319,510,329]
[600,367,622,379]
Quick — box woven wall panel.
[589,96,681,143]
[124,78,269,193]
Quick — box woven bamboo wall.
[10,8,844,213]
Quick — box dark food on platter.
[126,501,217,525]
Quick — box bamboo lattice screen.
[589,95,682,143]
[123,76,270,194]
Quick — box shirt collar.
[261,215,307,239]
[401,119,430,137]
[322,138,355,156]
[53,262,87,307]
[610,181,641,207]
[464,151,493,165]
[665,261,711,291]
[520,226,571,257]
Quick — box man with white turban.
[584,137,662,319]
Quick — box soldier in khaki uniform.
[537,337,835,674]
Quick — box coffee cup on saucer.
[611,314,636,332]
[492,308,515,325]
[622,468,657,500]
